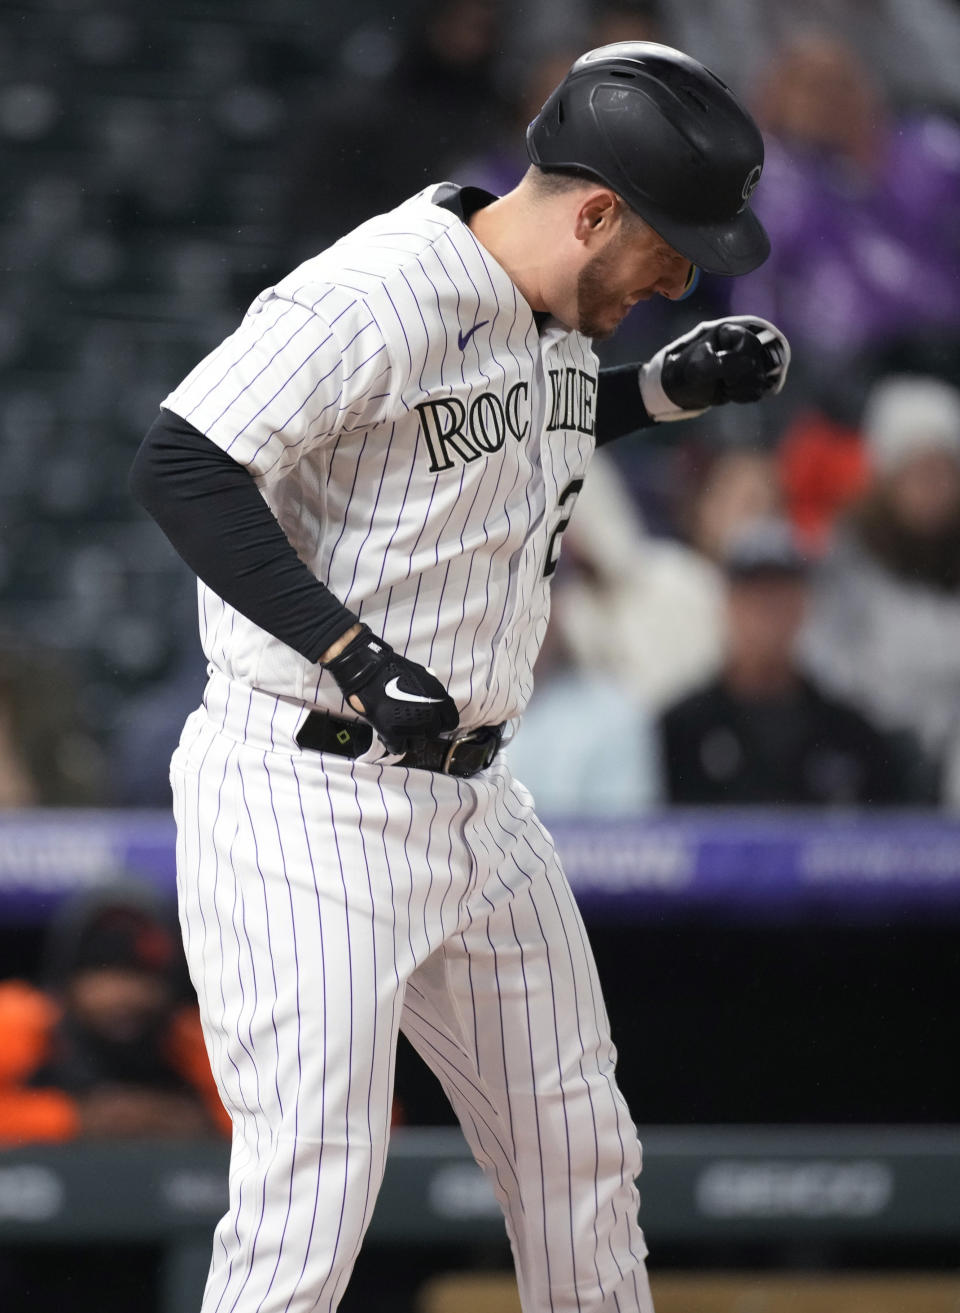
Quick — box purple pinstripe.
[430,245,468,389]
[381,284,415,380]
[318,428,371,586]
[506,894,556,1311]
[325,766,385,1311]
[236,322,374,468]
[189,300,302,414]
[416,463,467,666]
[218,752,286,1313]
[427,773,456,939]
[285,758,328,1313]
[399,996,521,1198]
[489,786,605,1290]
[218,315,336,441]
[463,811,522,1168]
[185,703,248,1306]
[496,788,647,1299]
[400,265,444,395]
[338,424,400,614]
[308,764,356,1313]
[441,234,493,387]
[257,706,305,1312]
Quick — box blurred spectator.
[451,46,579,199]
[513,1,960,118]
[0,691,35,810]
[0,640,107,806]
[283,0,508,255]
[730,33,960,384]
[801,376,960,804]
[589,0,664,48]
[507,581,662,814]
[0,884,229,1143]
[683,445,783,565]
[648,0,960,117]
[108,646,208,806]
[458,2,665,195]
[777,403,870,552]
[559,450,724,712]
[661,517,915,805]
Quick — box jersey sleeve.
[161,284,393,483]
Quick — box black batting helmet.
[526,42,770,276]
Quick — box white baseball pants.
[170,672,655,1313]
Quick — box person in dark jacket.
[0,883,229,1144]
[660,516,916,805]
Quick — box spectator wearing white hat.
[800,375,960,804]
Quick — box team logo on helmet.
[738,164,762,211]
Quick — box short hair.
[525,165,651,233]
[526,163,604,194]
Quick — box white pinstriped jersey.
[163,184,599,729]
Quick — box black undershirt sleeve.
[595,363,655,445]
[129,409,359,662]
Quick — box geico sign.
[695,1159,893,1218]
[0,1165,65,1221]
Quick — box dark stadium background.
[2,2,960,1311]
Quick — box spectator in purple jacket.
[730,33,960,374]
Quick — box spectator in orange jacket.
[0,885,230,1143]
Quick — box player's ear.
[573,189,619,244]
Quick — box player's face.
[575,218,692,339]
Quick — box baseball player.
[131,42,788,1313]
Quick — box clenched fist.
[640,316,790,421]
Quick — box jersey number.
[543,478,584,578]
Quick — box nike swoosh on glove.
[639,316,791,421]
[322,625,459,755]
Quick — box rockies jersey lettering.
[415,381,530,471]
[162,185,597,732]
[546,367,597,434]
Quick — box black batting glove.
[322,625,459,755]
[640,316,790,421]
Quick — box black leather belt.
[295,710,504,778]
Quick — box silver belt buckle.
[442,729,478,775]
